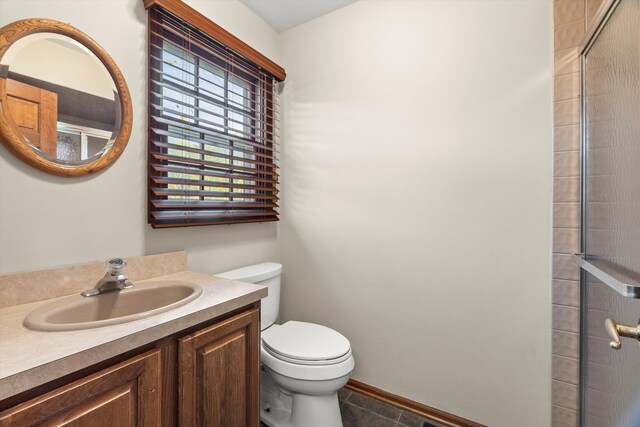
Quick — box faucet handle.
[105,258,127,275]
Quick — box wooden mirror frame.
[0,19,132,177]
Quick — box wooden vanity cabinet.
[0,304,260,427]
[0,349,162,426]
[179,305,260,426]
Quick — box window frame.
[145,0,285,228]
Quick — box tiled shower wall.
[552,1,604,426]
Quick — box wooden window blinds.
[147,4,283,228]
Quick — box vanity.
[0,251,266,426]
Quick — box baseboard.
[345,379,486,427]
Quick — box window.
[147,2,285,228]
[56,123,112,162]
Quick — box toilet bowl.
[216,263,354,427]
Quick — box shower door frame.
[578,0,630,425]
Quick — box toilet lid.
[262,321,351,363]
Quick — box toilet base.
[260,370,292,427]
[291,393,343,427]
[259,369,344,427]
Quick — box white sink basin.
[23,281,203,331]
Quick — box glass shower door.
[579,1,640,426]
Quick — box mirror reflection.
[1,33,120,165]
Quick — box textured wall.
[279,1,553,426]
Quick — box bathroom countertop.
[0,271,267,401]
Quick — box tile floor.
[260,387,446,427]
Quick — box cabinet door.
[0,349,162,427]
[179,306,260,427]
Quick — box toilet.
[217,263,354,427]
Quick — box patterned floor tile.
[398,410,446,427]
[341,402,398,427]
[345,391,402,421]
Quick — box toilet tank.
[216,262,282,331]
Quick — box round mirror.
[0,19,132,176]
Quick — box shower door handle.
[572,254,640,298]
[604,318,640,350]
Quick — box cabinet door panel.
[0,349,161,427]
[200,329,246,425]
[180,307,260,427]
[44,383,136,427]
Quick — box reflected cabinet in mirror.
[0,19,132,176]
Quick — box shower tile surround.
[552,0,604,426]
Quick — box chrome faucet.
[81,258,134,297]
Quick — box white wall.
[0,0,281,275]
[279,1,552,426]
[6,37,116,99]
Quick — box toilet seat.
[263,347,353,366]
[262,321,351,365]
[261,321,355,381]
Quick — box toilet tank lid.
[216,262,282,283]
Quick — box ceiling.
[239,0,357,33]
